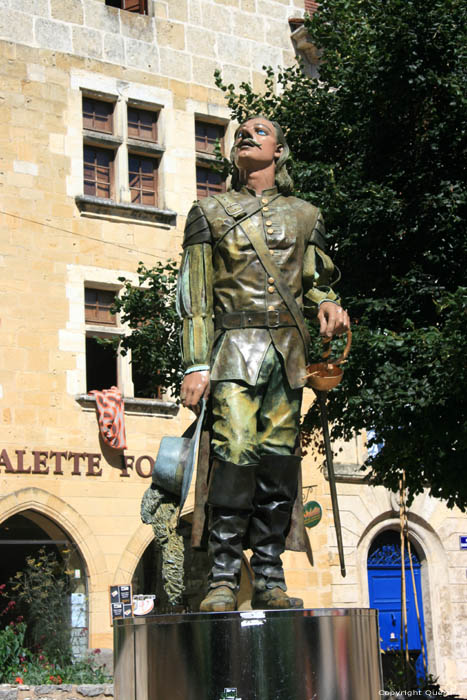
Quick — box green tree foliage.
[214,0,467,508]
[112,260,182,398]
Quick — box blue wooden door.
[367,531,427,678]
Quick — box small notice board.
[110,584,133,625]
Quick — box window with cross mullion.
[195,121,225,156]
[83,146,114,199]
[129,155,158,206]
[82,97,114,134]
[85,288,117,325]
[128,107,158,142]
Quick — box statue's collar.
[241,185,278,197]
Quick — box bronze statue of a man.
[177,116,350,612]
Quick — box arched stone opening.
[367,528,427,682]
[356,515,448,682]
[0,488,108,651]
[0,508,89,657]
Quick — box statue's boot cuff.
[208,458,257,510]
[200,585,237,612]
[251,585,304,610]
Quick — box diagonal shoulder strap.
[239,216,310,354]
[212,191,281,252]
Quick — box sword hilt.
[321,330,352,367]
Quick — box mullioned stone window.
[77,92,175,223]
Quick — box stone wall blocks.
[331,582,359,604]
[159,46,191,81]
[72,26,103,60]
[26,63,46,83]
[201,2,232,34]
[167,0,188,22]
[83,0,120,33]
[252,69,269,94]
[103,32,125,65]
[251,42,282,72]
[156,18,185,50]
[282,48,296,68]
[241,0,257,11]
[13,0,49,17]
[216,34,252,67]
[188,0,202,24]
[232,10,265,42]
[153,1,168,19]
[192,55,221,88]
[34,683,74,694]
[76,684,111,696]
[120,9,155,43]
[51,0,84,25]
[35,18,73,53]
[125,38,159,72]
[257,0,289,19]
[218,63,251,89]
[0,9,34,44]
[186,25,216,58]
[265,17,293,51]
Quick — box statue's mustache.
[237,137,261,149]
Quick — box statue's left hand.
[180,370,211,415]
[318,302,350,339]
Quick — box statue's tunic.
[177,185,340,388]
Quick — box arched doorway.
[0,509,89,657]
[367,529,427,681]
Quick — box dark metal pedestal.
[114,608,382,700]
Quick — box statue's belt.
[215,309,296,330]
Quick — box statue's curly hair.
[229,115,294,195]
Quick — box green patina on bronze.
[211,344,302,465]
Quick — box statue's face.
[233,117,283,172]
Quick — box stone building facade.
[0,0,465,695]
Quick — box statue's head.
[230,115,294,195]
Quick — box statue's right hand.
[180,371,210,415]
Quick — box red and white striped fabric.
[90,386,127,450]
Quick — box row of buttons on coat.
[261,197,278,310]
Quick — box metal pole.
[317,390,346,578]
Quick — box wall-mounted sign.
[460,536,467,550]
[303,501,322,528]
[110,584,133,624]
[0,448,154,478]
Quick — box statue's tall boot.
[200,459,256,612]
[249,454,304,609]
